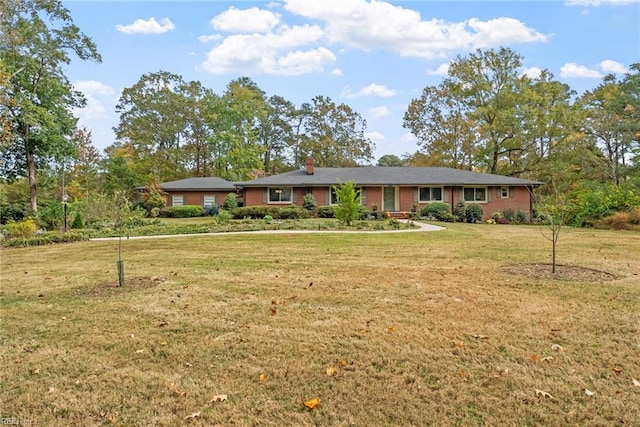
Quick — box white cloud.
[565,0,638,6]
[426,63,449,76]
[198,34,222,43]
[342,83,397,98]
[331,68,343,76]
[116,17,175,34]
[284,0,548,59]
[73,80,115,121]
[560,63,603,78]
[599,59,628,74]
[365,131,386,143]
[370,106,391,119]
[210,7,281,33]
[522,66,543,79]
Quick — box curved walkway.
[89,220,445,241]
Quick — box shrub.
[317,205,335,218]
[161,205,205,218]
[1,230,88,248]
[420,202,451,221]
[465,203,483,223]
[143,182,166,213]
[263,215,274,224]
[278,206,307,219]
[453,202,466,222]
[222,193,239,211]
[628,208,640,225]
[333,180,361,226]
[388,218,401,229]
[38,202,64,230]
[232,206,280,219]
[302,193,317,212]
[4,217,37,238]
[597,212,630,230]
[215,209,233,225]
[71,211,84,229]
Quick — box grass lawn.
[1,223,639,426]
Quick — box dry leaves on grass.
[303,398,321,409]
[184,412,200,420]
[633,378,640,387]
[210,394,228,403]
[535,389,554,399]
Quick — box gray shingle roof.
[161,177,237,191]
[236,167,542,187]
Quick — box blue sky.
[63,0,640,162]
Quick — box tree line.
[1,0,639,229]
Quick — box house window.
[172,195,184,206]
[203,195,216,208]
[419,187,443,202]
[500,186,509,198]
[269,187,292,203]
[463,187,487,202]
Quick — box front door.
[383,186,396,211]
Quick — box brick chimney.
[305,157,315,175]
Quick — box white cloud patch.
[284,0,548,59]
[599,59,628,74]
[522,66,543,79]
[198,34,222,43]
[560,63,603,78]
[73,80,115,120]
[365,131,386,143]
[331,68,343,76]
[342,83,397,98]
[565,0,638,7]
[116,17,175,34]
[426,63,449,76]
[370,105,391,119]
[210,7,280,33]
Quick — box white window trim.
[330,186,363,205]
[418,186,444,203]
[463,187,488,203]
[172,195,184,207]
[500,186,509,198]
[203,195,216,208]
[268,187,293,204]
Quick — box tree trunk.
[27,148,38,214]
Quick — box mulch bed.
[79,276,166,297]
[500,263,618,282]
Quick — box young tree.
[332,180,361,226]
[1,0,101,214]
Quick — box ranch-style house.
[162,158,542,221]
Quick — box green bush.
[263,215,274,224]
[215,209,233,225]
[317,205,335,218]
[465,203,484,223]
[302,193,317,212]
[278,206,307,219]
[71,211,84,229]
[232,206,281,219]
[420,202,452,221]
[222,193,239,211]
[4,217,37,238]
[161,205,205,218]
[1,230,88,247]
[38,202,64,230]
[333,180,361,226]
[453,202,466,222]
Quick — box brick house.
[237,158,542,221]
[161,177,238,209]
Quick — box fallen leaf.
[535,389,554,399]
[33,368,40,374]
[270,308,277,316]
[550,344,563,352]
[158,321,168,327]
[161,341,167,346]
[210,394,228,403]
[259,373,267,381]
[184,412,200,420]
[272,300,277,305]
[326,366,337,376]
[338,360,347,367]
[185,362,192,367]
[303,398,321,409]
[389,325,397,332]
[23,346,34,353]
[542,356,554,362]
[584,389,594,396]
[531,354,540,362]
[473,334,489,340]
[48,386,56,393]
[633,378,640,387]
[135,349,144,354]
[612,367,623,374]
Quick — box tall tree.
[114,71,188,181]
[1,0,101,213]
[300,96,374,167]
[67,127,101,199]
[376,154,406,167]
[258,95,297,175]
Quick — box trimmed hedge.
[317,205,336,218]
[232,205,308,220]
[1,230,89,248]
[160,205,205,218]
[420,202,453,222]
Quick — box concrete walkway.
[89,220,445,241]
